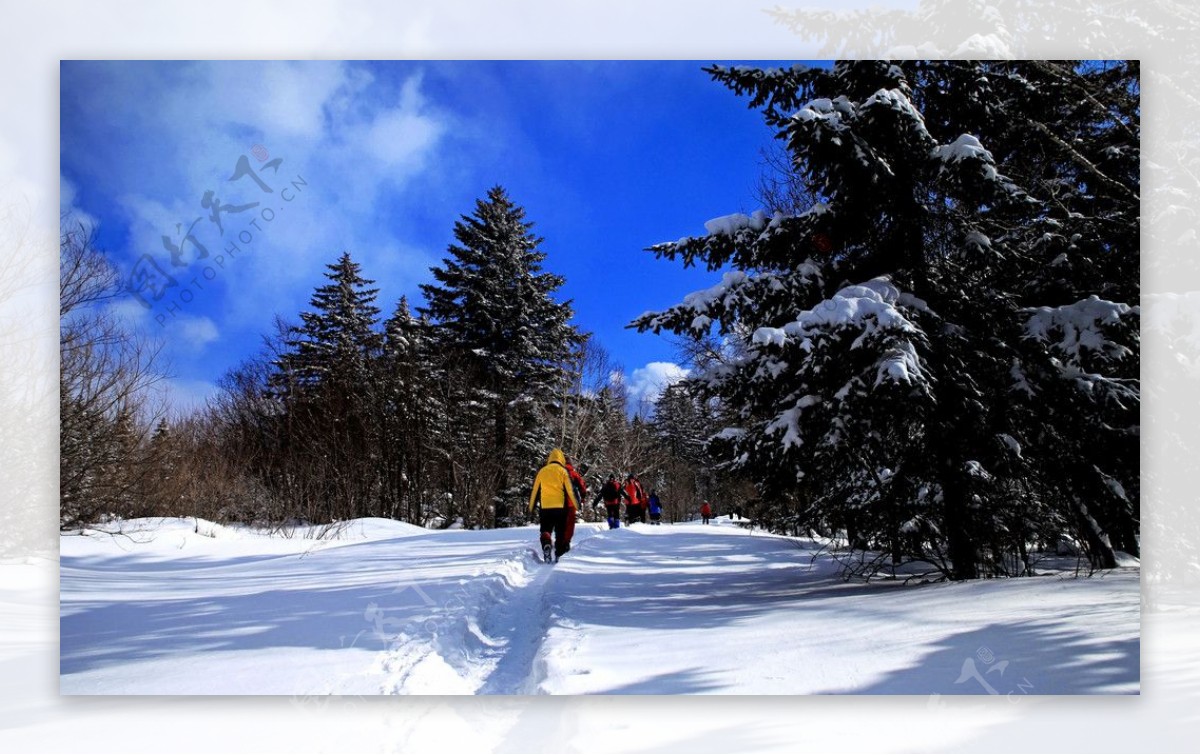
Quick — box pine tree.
[277,251,382,392]
[653,382,709,465]
[635,61,1138,579]
[378,296,443,523]
[274,251,383,521]
[420,186,581,527]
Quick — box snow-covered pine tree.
[653,382,710,466]
[378,296,444,523]
[420,186,582,527]
[651,381,715,523]
[274,251,383,521]
[634,61,1138,579]
[276,251,383,392]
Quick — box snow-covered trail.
[534,524,1138,695]
[59,518,1139,695]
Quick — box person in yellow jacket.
[528,448,578,563]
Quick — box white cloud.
[624,361,689,410]
[105,297,152,330]
[70,62,453,335]
[360,73,445,170]
[174,315,219,349]
[60,176,98,231]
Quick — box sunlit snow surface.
[59,517,1138,695]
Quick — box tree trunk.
[493,399,508,528]
[941,471,979,580]
[1074,498,1118,570]
[1112,506,1139,558]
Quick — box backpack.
[601,480,620,502]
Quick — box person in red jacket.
[623,474,647,525]
[700,501,712,524]
[597,474,624,529]
[565,458,587,546]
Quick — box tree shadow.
[593,668,725,694]
[556,529,903,631]
[59,535,532,680]
[815,620,1139,695]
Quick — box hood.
[547,448,567,466]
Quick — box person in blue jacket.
[648,490,663,525]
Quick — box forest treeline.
[60,187,745,535]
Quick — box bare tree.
[59,219,167,527]
[755,141,823,216]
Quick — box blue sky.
[60,60,810,412]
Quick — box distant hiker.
[597,474,624,529]
[624,474,647,525]
[528,448,578,562]
[648,490,663,525]
[565,458,588,544]
[700,501,712,524]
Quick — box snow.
[1010,360,1036,396]
[950,33,1015,59]
[964,230,993,250]
[1024,295,1138,364]
[862,88,930,142]
[766,406,803,450]
[680,270,748,311]
[752,325,788,347]
[793,95,855,131]
[999,433,1023,457]
[60,517,1139,695]
[932,134,994,164]
[751,277,923,383]
[875,341,925,387]
[963,460,992,480]
[703,209,773,236]
[1101,471,1129,502]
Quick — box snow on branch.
[861,88,932,143]
[703,209,780,236]
[932,134,993,165]
[633,265,821,336]
[752,277,921,354]
[930,133,1025,199]
[766,406,803,451]
[792,95,856,130]
[645,208,790,272]
[1024,295,1138,365]
[875,341,925,387]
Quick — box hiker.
[648,490,663,525]
[528,448,578,562]
[624,474,647,525]
[700,501,712,524]
[565,458,588,544]
[597,473,624,529]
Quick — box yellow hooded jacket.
[528,449,578,513]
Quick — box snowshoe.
[543,542,553,563]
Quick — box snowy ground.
[59,516,1139,695]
